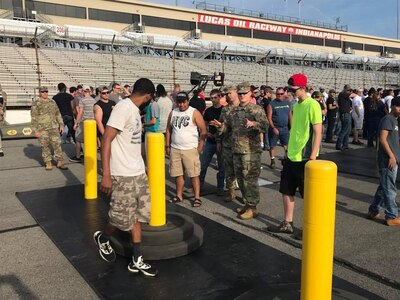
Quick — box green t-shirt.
[287,97,322,162]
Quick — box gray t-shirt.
[78,96,95,121]
[377,114,400,168]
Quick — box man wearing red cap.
[268,74,322,234]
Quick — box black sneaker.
[129,256,158,277]
[0,151,3,157]
[93,231,116,262]
[69,156,81,163]
[267,221,294,234]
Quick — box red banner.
[197,14,341,41]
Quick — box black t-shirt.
[52,92,74,117]
[203,105,223,143]
[262,97,271,114]
[94,99,116,127]
[337,91,352,114]
[189,96,206,114]
[326,96,337,118]
[364,97,386,119]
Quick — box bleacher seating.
[0,42,398,106]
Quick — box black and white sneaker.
[69,156,81,163]
[93,231,116,262]
[128,256,158,277]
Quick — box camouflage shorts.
[109,173,151,231]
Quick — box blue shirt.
[270,99,291,128]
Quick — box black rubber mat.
[17,185,380,299]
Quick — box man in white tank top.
[165,92,207,207]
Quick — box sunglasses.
[276,93,285,96]
[40,91,48,93]
[286,87,300,93]
[238,91,249,95]
[101,91,110,95]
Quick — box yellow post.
[146,133,166,226]
[301,160,337,300]
[84,120,97,200]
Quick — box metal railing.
[195,1,348,32]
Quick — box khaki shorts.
[75,123,84,143]
[169,147,200,178]
[108,173,151,231]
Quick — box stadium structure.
[1,0,400,107]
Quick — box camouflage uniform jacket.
[218,104,237,148]
[223,102,268,154]
[0,91,7,125]
[31,98,64,132]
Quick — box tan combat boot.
[239,206,258,220]
[56,160,68,170]
[45,161,53,171]
[224,189,236,202]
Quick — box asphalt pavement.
[0,138,399,299]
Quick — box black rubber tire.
[109,213,204,260]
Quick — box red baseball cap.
[288,73,307,87]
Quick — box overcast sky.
[142,0,399,39]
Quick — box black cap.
[176,91,189,102]
[391,96,400,107]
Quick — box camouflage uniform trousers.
[233,152,261,207]
[221,146,236,191]
[109,173,151,231]
[38,128,63,163]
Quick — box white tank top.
[170,106,199,150]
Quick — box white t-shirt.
[107,99,145,176]
[351,95,364,118]
[157,96,173,133]
[170,106,199,150]
[384,95,394,112]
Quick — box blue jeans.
[368,166,399,220]
[200,141,225,189]
[336,113,351,149]
[366,117,380,147]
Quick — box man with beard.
[165,91,207,207]
[94,78,158,277]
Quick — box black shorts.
[279,159,307,197]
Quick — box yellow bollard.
[83,120,97,200]
[301,160,337,300]
[146,133,166,226]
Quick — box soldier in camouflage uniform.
[214,85,240,202]
[218,82,268,220]
[0,84,6,157]
[31,86,68,170]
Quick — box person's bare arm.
[94,104,105,135]
[193,110,207,154]
[310,123,322,160]
[379,130,397,170]
[100,126,118,196]
[165,111,173,156]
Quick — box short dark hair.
[112,82,120,89]
[156,84,167,97]
[57,82,66,92]
[210,88,220,97]
[69,86,77,93]
[77,84,83,89]
[132,78,155,96]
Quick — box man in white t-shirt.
[384,89,394,112]
[351,88,365,145]
[93,78,158,277]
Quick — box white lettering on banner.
[197,14,341,41]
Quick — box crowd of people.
[17,73,400,278]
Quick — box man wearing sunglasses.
[94,86,116,139]
[267,74,322,234]
[31,86,68,171]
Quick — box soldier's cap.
[82,85,91,92]
[221,84,236,94]
[175,91,189,102]
[311,91,322,98]
[237,82,251,95]
[391,96,400,107]
[39,86,48,92]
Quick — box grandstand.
[0,0,399,107]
